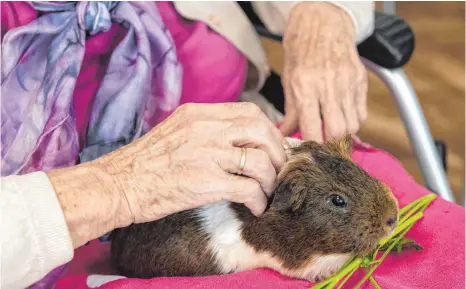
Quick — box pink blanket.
[55,135,465,289]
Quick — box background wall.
[260,1,465,203]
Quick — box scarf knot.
[76,1,118,35]
[28,1,119,35]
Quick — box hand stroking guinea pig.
[110,136,399,282]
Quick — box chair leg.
[361,58,456,203]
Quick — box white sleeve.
[251,1,375,44]
[1,172,74,289]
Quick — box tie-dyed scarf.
[1,1,182,176]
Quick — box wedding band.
[238,147,247,175]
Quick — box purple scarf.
[1,1,182,176]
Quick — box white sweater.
[0,2,374,288]
[1,172,73,289]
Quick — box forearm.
[283,2,359,69]
[47,162,130,248]
[253,1,373,44]
[329,1,375,43]
[286,2,356,47]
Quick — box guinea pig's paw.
[309,274,323,283]
[307,271,333,283]
[303,254,350,283]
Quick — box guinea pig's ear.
[328,135,353,160]
[271,181,306,212]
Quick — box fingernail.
[283,139,292,150]
[254,206,267,217]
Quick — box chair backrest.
[237,2,264,26]
[382,1,396,14]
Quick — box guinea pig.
[110,136,399,282]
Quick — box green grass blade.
[399,196,434,225]
[399,194,436,221]
[398,197,424,217]
[335,265,359,289]
[369,276,382,289]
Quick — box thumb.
[279,102,299,136]
[280,64,299,137]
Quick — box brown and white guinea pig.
[110,136,399,282]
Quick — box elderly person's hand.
[48,103,287,247]
[279,2,368,142]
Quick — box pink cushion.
[56,135,465,289]
[155,1,247,105]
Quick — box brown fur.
[232,135,399,272]
[111,136,399,278]
[111,210,221,277]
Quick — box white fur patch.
[196,202,284,273]
[196,202,350,281]
[305,254,350,281]
[285,137,303,149]
[86,275,126,288]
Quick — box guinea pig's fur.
[110,136,399,282]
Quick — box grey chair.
[238,2,456,203]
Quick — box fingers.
[342,68,367,136]
[288,72,324,142]
[341,89,360,136]
[279,100,299,137]
[297,96,323,142]
[355,71,368,123]
[218,147,277,196]
[266,120,289,156]
[318,82,346,141]
[222,174,268,217]
[180,102,287,166]
[280,65,299,137]
[226,117,286,170]
[178,102,272,123]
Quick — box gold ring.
[238,147,247,175]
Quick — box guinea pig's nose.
[386,216,397,227]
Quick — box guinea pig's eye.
[330,195,347,207]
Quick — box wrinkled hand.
[280,2,368,142]
[95,103,287,226]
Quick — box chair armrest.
[358,11,415,69]
[237,2,283,41]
